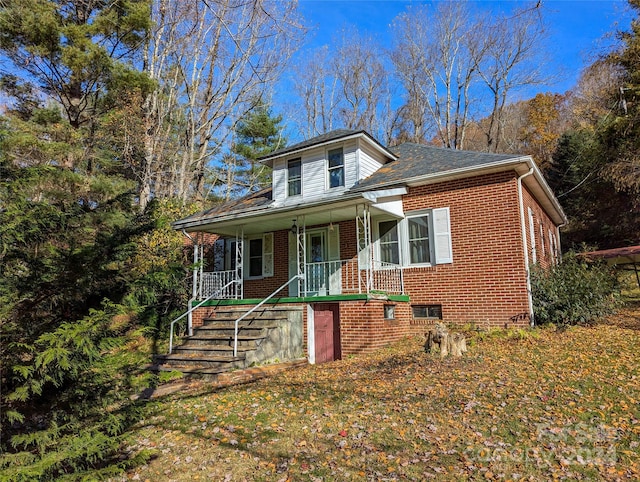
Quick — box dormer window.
[328,148,344,188]
[288,158,301,196]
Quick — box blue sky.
[295,0,632,95]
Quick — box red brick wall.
[315,300,413,355]
[401,171,530,328]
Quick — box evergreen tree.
[229,102,286,196]
[0,1,189,478]
[601,0,640,198]
[548,129,638,249]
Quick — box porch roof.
[173,190,378,236]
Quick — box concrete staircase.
[152,305,304,380]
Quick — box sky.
[294,0,632,96]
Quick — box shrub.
[530,251,620,326]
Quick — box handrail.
[233,275,302,357]
[168,280,238,354]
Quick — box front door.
[307,231,328,295]
[314,303,340,363]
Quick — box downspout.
[182,230,197,336]
[517,168,535,327]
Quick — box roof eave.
[258,131,398,166]
[357,156,567,225]
[172,192,370,232]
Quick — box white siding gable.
[358,139,385,181]
[270,135,392,205]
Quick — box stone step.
[190,329,266,345]
[154,353,245,368]
[203,315,288,325]
[173,345,255,356]
[199,321,277,328]
[148,363,229,381]
[194,325,273,337]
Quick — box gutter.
[517,168,535,327]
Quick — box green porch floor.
[192,293,410,308]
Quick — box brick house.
[172,129,566,365]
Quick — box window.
[288,158,301,196]
[407,214,431,264]
[213,238,237,271]
[412,305,442,319]
[402,208,452,266]
[379,220,400,265]
[248,238,263,277]
[327,148,344,188]
[246,233,274,278]
[384,304,396,320]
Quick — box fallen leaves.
[117,308,640,481]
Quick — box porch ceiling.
[188,196,375,236]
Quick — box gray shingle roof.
[350,143,520,191]
[174,140,530,229]
[174,188,273,226]
[258,129,396,162]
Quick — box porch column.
[295,215,306,296]
[356,204,373,293]
[235,227,244,299]
[189,240,199,336]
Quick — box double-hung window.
[407,214,431,264]
[288,158,301,196]
[405,208,452,265]
[374,208,452,267]
[327,148,344,188]
[247,233,274,278]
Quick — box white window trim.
[326,146,345,190]
[287,158,302,198]
[372,207,453,268]
[374,217,403,267]
[528,207,537,264]
[403,210,435,267]
[244,233,274,279]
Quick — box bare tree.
[291,32,393,142]
[334,33,392,140]
[144,0,304,206]
[292,46,340,138]
[567,58,622,129]
[477,4,547,152]
[391,3,483,149]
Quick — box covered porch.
[185,198,406,302]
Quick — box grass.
[112,305,640,481]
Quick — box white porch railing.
[305,259,404,296]
[198,260,404,300]
[371,261,404,294]
[201,271,239,299]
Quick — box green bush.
[531,251,620,326]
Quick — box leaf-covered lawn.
[116,308,640,481]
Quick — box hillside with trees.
[0,0,638,478]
